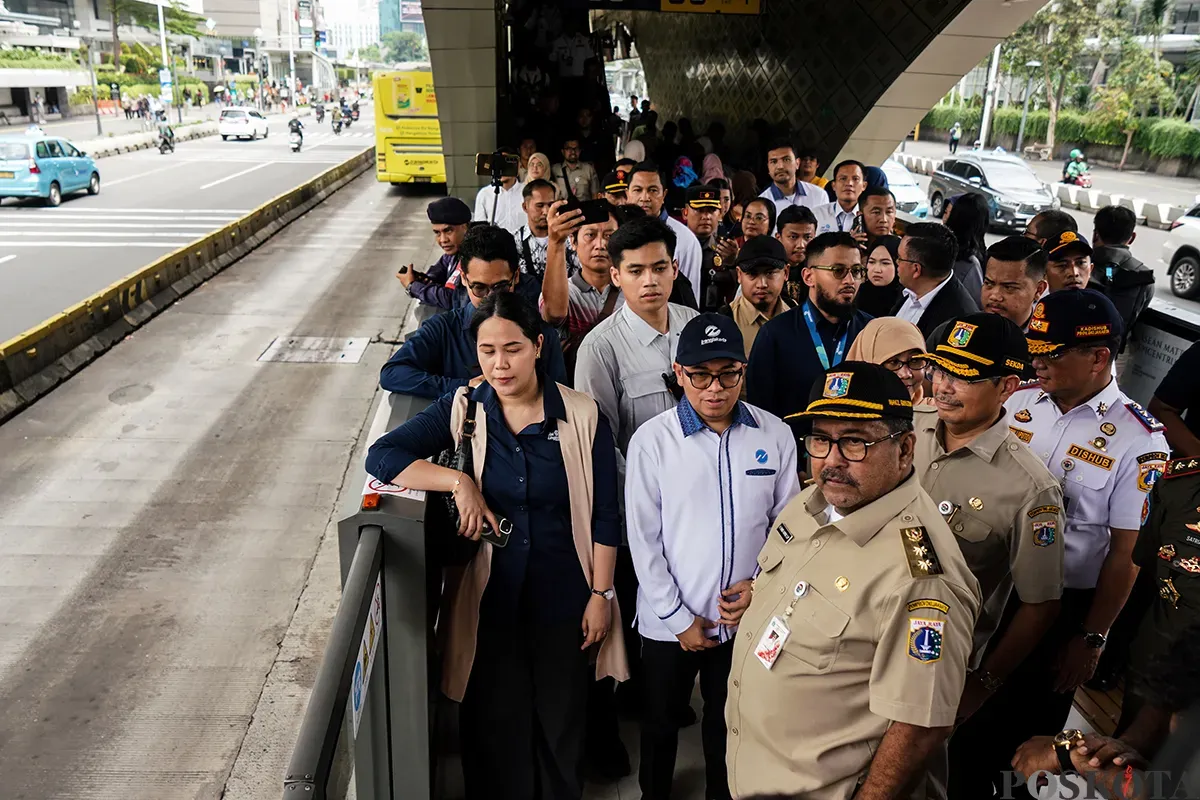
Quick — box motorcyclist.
[157,119,175,151]
[1063,148,1090,184]
[288,114,304,146]
[315,101,325,122]
[331,104,343,133]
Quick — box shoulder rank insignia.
[1165,458,1200,480]
[1124,401,1165,433]
[900,526,943,578]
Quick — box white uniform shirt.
[662,212,703,298]
[895,274,953,325]
[474,180,526,234]
[759,181,829,216]
[1004,380,1169,589]
[625,400,800,643]
[813,202,859,234]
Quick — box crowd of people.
[370,106,1200,799]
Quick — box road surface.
[0,112,376,342]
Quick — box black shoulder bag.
[429,396,483,567]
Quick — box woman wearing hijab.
[525,152,558,199]
[854,235,903,318]
[845,316,929,404]
[623,139,646,164]
[701,153,725,185]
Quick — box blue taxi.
[0,129,101,207]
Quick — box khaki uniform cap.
[726,475,982,799]
[913,406,1065,666]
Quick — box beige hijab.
[847,317,928,404]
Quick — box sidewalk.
[899,138,1200,210]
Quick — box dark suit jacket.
[890,274,981,340]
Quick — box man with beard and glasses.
[746,232,872,421]
[911,313,1065,799]
[725,361,981,800]
[513,179,558,281]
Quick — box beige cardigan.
[441,383,630,702]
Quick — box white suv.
[1161,204,1200,298]
[218,108,270,141]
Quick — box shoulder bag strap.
[596,283,621,324]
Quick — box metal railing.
[284,524,383,798]
[283,390,436,800]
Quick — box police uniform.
[952,289,1168,797]
[725,362,982,800]
[687,185,735,312]
[1121,457,1200,731]
[917,313,1066,665]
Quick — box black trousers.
[639,636,734,800]
[947,587,1095,800]
[460,612,591,800]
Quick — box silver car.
[926,152,1059,230]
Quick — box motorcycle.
[158,135,174,154]
[1064,174,1093,189]
[289,130,302,152]
[332,119,342,135]
[315,105,325,123]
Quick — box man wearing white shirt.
[758,141,827,215]
[813,160,867,235]
[625,162,703,298]
[512,179,557,280]
[626,312,800,800]
[892,222,981,339]
[473,167,526,234]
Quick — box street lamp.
[72,19,103,137]
[1016,59,1042,155]
[254,28,265,111]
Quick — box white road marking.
[0,231,219,238]
[0,221,219,229]
[0,215,238,223]
[0,207,250,214]
[198,162,274,190]
[103,160,191,187]
[0,254,16,265]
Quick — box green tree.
[382,31,428,64]
[1004,0,1119,151]
[1092,39,1175,168]
[357,43,383,62]
[106,0,204,72]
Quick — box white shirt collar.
[901,273,953,309]
[621,302,670,348]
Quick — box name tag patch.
[1027,505,1060,518]
[908,619,943,663]
[906,599,950,614]
[776,523,794,543]
[1009,426,1033,444]
[746,468,777,476]
[1066,444,1114,471]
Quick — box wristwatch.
[1053,728,1085,775]
[972,668,1004,693]
[592,587,615,600]
[1081,630,1107,649]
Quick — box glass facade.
[5,0,76,27]
[1172,1,1200,34]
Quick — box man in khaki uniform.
[916,313,1065,714]
[726,362,982,800]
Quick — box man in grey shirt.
[574,213,699,779]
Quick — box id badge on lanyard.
[803,303,848,371]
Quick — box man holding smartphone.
[813,160,867,241]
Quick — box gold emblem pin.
[1098,402,1109,415]
[969,497,984,511]
[1092,437,1107,450]
[835,576,850,592]
[1160,577,1180,609]
[1100,422,1116,436]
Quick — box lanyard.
[803,302,847,370]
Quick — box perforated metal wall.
[610,0,971,163]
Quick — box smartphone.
[481,516,512,548]
[564,198,612,225]
[397,265,432,284]
[850,213,865,235]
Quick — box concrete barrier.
[0,144,376,423]
[1078,189,1104,212]
[1146,203,1185,230]
[1056,183,1080,209]
[1097,192,1125,210]
[77,121,219,158]
[1118,196,1147,224]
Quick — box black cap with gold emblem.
[920,312,1029,380]
[686,184,722,210]
[785,361,914,423]
[1044,228,1092,259]
[1025,288,1123,356]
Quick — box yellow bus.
[373,64,446,185]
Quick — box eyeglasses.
[929,364,1001,386]
[896,256,924,271]
[467,279,514,297]
[1038,345,1100,362]
[809,264,867,281]
[804,431,905,462]
[682,368,744,390]
[882,355,928,373]
[743,213,771,224]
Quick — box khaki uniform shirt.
[729,294,792,360]
[914,407,1065,666]
[726,474,982,800]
